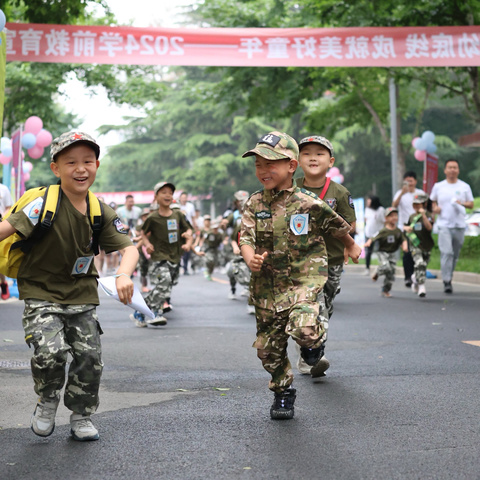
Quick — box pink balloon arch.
[1,115,54,200]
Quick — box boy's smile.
[254,155,297,192]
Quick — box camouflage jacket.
[240,183,351,312]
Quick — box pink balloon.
[27,145,45,159]
[328,167,340,177]
[23,172,31,182]
[414,149,426,161]
[24,116,43,135]
[23,161,33,173]
[0,153,11,165]
[36,129,53,148]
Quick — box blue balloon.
[22,132,37,149]
[416,138,428,151]
[426,143,437,154]
[1,145,12,157]
[0,9,6,32]
[421,130,435,144]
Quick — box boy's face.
[155,186,174,207]
[50,144,99,196]
[386,212,398,225]
[254,155,297,192]
[298,143,334,179]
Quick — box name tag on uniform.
[290,214,309,235]
[72,256,93,275]
[168,232,178,243]
[414,222,422,231]
[167,219,178,230]
[387,235,395,243]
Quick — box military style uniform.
[201,228,224,276]
[406,211,434,286]
[225,211,251,292]
[370,227,405,293]
[296,177,356,327]
[142,209,191,314]
[240,182,351,392]
[7,195,132,415]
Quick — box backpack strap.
[87,191,104,255]
[40,185,62,228]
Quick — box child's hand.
[248,251,268,272]
[404,225,412,233]
[344,243,361,264]
[115,274,134,305]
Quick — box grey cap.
[154,182,175,195]
[298,135,334,157]
[51,131,100,162]
[413,193,429,204]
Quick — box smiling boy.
[0,131,138,441]
[239,131,361,419]
[295,136,356,377]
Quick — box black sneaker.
[300,345,325,366]
[270,387,296,420]
[444,281,453,294]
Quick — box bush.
[429,234,480,274]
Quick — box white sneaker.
[363,269,370,276]
[228,292,238,300]
[31,396,60,437]
[296,356,312,375]
[411,274,418,293]
[240,288,249,297]
[247,305,255,315]
[418,284,426,298]
[70,413,99,441]
[147,315,167,326]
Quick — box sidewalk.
[345,264,480,286]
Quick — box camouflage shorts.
[226,257,251,286]
[145,260,180,312]
[22,299,103,415]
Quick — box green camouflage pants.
[318,264,343,340]
[375,251,397,293]
[204,250,219,275]
[226,256,251,292]
[253,302,325,393]
[145,260,180,313]
[138,250,150,277]
[22,300,103,415]
[411,246,431,285]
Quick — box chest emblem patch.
[290,214,309,235]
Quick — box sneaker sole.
[419,293,426,298]
[70,429,99,441]
[270,409,294,420]
[31,423,55,437]
[147,318,167,326]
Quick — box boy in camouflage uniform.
[403,193,434,298]
[0,131,138,441]
[365,207,408,297]
[240,131,361,420]
[202,221,224,281]
[295,135,357,377]
[131,182,193,327]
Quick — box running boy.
[240,131,361,420]
[0,131,138,441]
[131,182,193,327]
[364,207,408,297]
[403,193,434,298]
[295,135,356,377]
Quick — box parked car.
[465,209,480,236]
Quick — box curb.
[345,264,480,286]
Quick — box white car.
[465,210,480,236]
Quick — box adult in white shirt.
[392,171,425,286]
[364,195,385,274]
[430,159,474,293]
[116,195,142,233]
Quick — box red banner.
[423,153,439,195]
[5,23,480,67]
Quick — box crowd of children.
[0,126,472,441]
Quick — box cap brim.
[155,183,176,194]
[53,140,100,161]
[242,145,290,160]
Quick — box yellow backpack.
[0,185,103,278]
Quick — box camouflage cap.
[413,193,429,204]
[385,207,398,217]
[242,132,299,161]
[50,131,100,162]
[141,207,151,215]
[233,190,249,203]
[298,135,334,156]
[153,181,175,194]
[203,214,211,221]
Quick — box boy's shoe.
[246,305,255,315]
[130,311,147,327]
[418,284,426,298]
[296,356,312,375]
[147,314,167,326]
[162,301,172,313]
[300,345,324,366]
[240,288,249,297]
[444,281,453,294]
[381,291,392,298]
[228,292,237,300]
[204,273,212,281]
[0,282,10,300]
[31,396,60,437]
[371,271,379,282]
[70,413,99,441]
[270,387,296,420]
[363,268,370,276]
[310,356,330,378]
[411,274,418,293]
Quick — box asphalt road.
[1,266,479,480]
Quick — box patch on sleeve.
[22,197,44,226]
[348,195,354,209]
[113,217,128,234]
[325,198,337,209]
